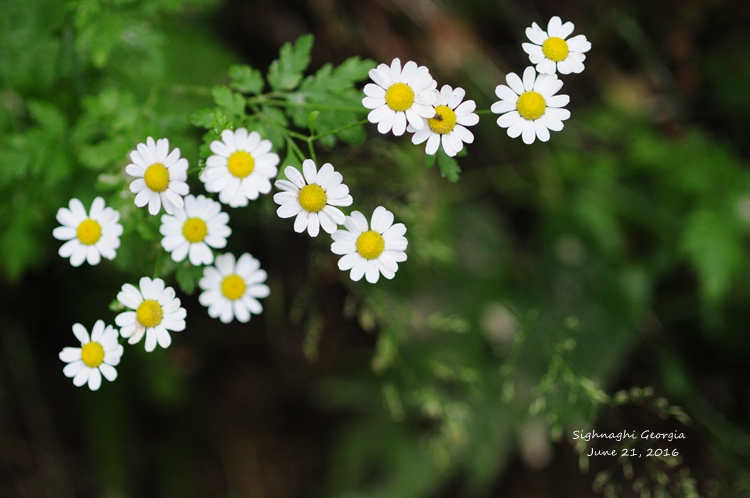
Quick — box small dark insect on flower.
[432,113,443,121]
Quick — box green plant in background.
[3,0,750,497]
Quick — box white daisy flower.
[198,253,270,324]
[53,197,123,267]
[159,194,231,266]
[273,160,353,237]
[331,206,407,284]
[200,128,279,208]
[408,84,479,157]
[362,58,439,136]
[491,66,570,145]
[114,277,187,352]
[126,137,189,215]
[59,320,123,391]
[522,16,592,75]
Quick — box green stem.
[310,119,369,141]
[251,96,367,114]
[285,135,307,164]
[306,139,317,163]
[304,118,370,163]
[282,128,310,141]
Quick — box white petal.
[72,323,90,344]
[318,210,338,234]
[331,240,356,255]
[302,159,318,184]
[557,59,573,75]
[505,72,524,95]
[349,260,366,282]
[449,87,466,109]
[86,369,102,390]
[547,16,562,37]
[496,111,521,129]
[534,120,551,142]
[59,348,81,363]
[63,360,84,378]
[453,125,474,144]
[545,107,571,121]
[365,260,380,284]
[390,58,402,82]
[547,94,570,108]
[284,168,306,189]
[277,201,303,218]
[412,126,431,145]
[156,327,172,349]
[507,117,526,138]
[566,34,591,53]
[522,66,536,92]
[364,83,386,98]
[400,60,418,83]
[294,211,309,233]
[307,213,320,237]
[52,226,76,241]
[521,120,537,144]
[557,21,575,40]
[537,59,556,75]
[368,104,391,125]
[99,363,118,382]
[392,112,407,136]
[376,110,396,134]
[525,23,547,45]
[425,133,440,155]
[144,329,157,352]
[337,252,361,271]
[72,368,90,387]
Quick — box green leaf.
[72,88,146,171]
[425,153,437,169]
[680,209,742,304]
[211,86,246,119]
[285,56,374,146]
[267,34,314,91]
[307,110,320,135]
[228,64,264,94]
[437,149,461,182]
[188,108,215,128]
[210,109,233,135]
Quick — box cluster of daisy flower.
[494,16,591,144]
[363,16,590,148]
[53,15,589,390]
[54,135,408,390]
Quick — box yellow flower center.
[356,230,385,260]
[428,105,458,135]
[182,217,208,243]
[227,151,254,178]
[136,299,163,328]
[143,163,170,192]
[81,341,105,368]
[516,91,546,121]
[298,184,327,213]
[385,83,415,112]
[221,274,246,300]
[76,219,102,245]
[542,37,569,62]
